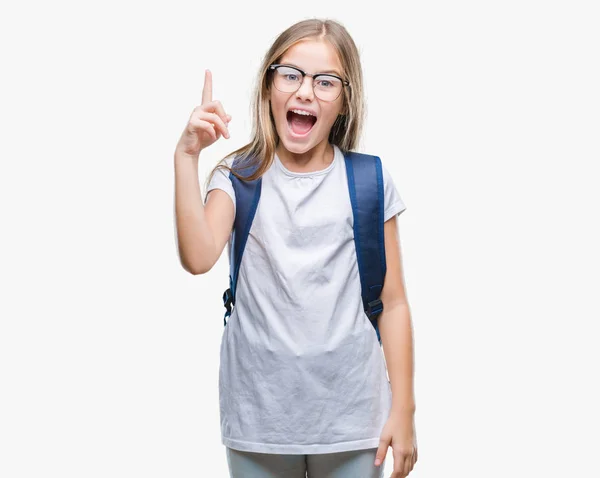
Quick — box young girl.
[174,18,417,478]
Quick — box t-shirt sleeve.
[381,161,407,222]
[204,156,237,218]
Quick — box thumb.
[374,437,389,467]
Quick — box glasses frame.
[268,63,350,102]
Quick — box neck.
[276,141,335,174]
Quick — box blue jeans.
[225,446,385,478]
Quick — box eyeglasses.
[268,64,350,102]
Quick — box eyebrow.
[285,63,342,77]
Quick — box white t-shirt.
[205,144,407,454]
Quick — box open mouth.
[286,110,318,137]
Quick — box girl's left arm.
[373,215,419,473]
[378,215,416,414]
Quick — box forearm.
[174,151,216,274]
[379,302,416,414]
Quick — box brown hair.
[204,17,366,188]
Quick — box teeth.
[290,109,315,117]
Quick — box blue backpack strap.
[343,151,387,345]
[222,154,262,326]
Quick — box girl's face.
[269,39,346,155]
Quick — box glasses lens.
[313,75,343,101]
[273,66,303,93]
[272,66,344,101]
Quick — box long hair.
[205,18,366,187]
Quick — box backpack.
[221,150,387,345]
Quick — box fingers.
[374,440,388,467]
[202,69,212,105]
[391,447,416,478]
[403,456,412,477]
[197,70,231,142]
[196,110,229,139]
[200,100,230,127]
[188,118,217,142]
[193,100,231,138]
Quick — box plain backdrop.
[1,1,599,477]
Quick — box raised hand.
[175,69,232,157]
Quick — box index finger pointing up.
[202,69,212,105]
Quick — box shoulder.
[345,150,395,182]
[338,148,380,161]
[338,149,386,173]
[343,149,406,220]
[205,154,239,209]
[215,154,238,175]
[339,149,387,181]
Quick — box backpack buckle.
[223,288,234,313]
[366,299,383,319]
[222,288,234,327]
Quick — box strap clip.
[366,299,383,319]
[222,288,235,326]
[223,288,234,312]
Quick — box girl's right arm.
[174,70,234,275]
[174,153,234,274]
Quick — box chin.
[279,138,313,154]
[276,121,323,154]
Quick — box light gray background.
[1,1,598,477]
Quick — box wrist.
[391,402,416,415]
[174,149,200,163]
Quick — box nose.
[295,75,315,101]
